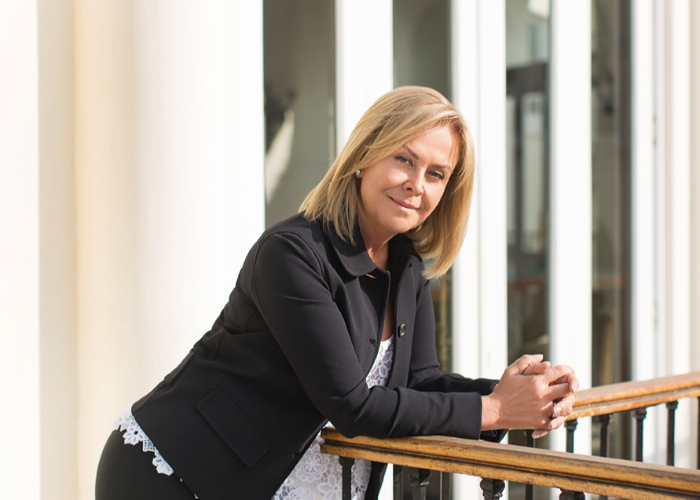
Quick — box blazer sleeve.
[250,232,492,441]
[406,278,507,442]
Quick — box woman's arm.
[250,232,489,440]
[407,280,578,437]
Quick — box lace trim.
[273,336,395,500]
[114,410,175,476]
[115,335,396,497]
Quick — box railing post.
[339,456,354,500]
[393,464,403,500]
[479,478,505,499]
[597,414,611,500]
[566,419,578,453]
[559,490,585,500]
[666,400,678,466]
[525,430,534,500]
[634,407,647,462]
[439,471,451,500]
[407,467,431,500]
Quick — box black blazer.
[132,213,502,500]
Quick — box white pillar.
[690,0,700,467]
[74,1,265,498]
[451,1,507,498]
[0,2,40,499]
[691,0,700,374]
[630,0,666,465]
[630,0,657,383]
[549,0,592,457]
[38,1,79,499]
[662,0,692,468]
[335,0,393,148]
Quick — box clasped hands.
[481,354,578,439]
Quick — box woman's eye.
[428,170,446,181]
[395,155,412,166]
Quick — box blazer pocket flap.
[197,387,272,467]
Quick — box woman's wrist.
[481,393,502,431]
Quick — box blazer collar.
[325,222,422,277]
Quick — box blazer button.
[398,324,406,337]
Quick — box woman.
[96,86,577,500]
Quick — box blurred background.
[2,1,700,499]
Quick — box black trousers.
[96,430,197,500]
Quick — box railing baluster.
[339,457,354,500]
[393,464,403,500]
[525,430,534,500]
[598,414,611,500]
[479,478,505,499]
[634,407,647,462]
[407,467,431,500]
[666,400,678,466]
[598,414,611,458]
[439,471,451,500]
[566,419,578,453]
[562,420,585,498]
[697,397,700,469]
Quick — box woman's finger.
[543,364,575,385]
[521,360,550,376]
[553,393,576,417]
[532,429,549,439]
[505,354,545,376]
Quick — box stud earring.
[354,170,361,178]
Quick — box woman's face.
[357,124,458,246]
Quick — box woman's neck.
[358,215,392,269]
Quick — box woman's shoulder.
[258,213,326,251]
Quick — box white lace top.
[273,336,395,500]
[114,335,395,500]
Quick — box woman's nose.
[403,171,424,195]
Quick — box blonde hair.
[300,86,475,279]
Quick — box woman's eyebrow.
[404,145,453,172]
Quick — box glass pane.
[591,0,632,460]
[394,0,452,375]
[264,0,335,228]
[506,1,551,497]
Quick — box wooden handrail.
[570,372,700,420]
[320,427,700,499]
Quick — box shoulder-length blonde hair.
[300,86,475,279]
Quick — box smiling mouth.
[390,197,418,210]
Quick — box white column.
[631,0,665,465]
[451,1,507,498]
[75,1,265,498]
[0,2,40,499]
[549,0,592,456]
[662,0,692,468]
[690,0,700,374]
[630,0,657,383]
[690,0,700,467]
[335,0,393,148]
[38,1,79,499]
[340,4,393,498]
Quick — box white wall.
[0,2,41,499]
[74,1,265,498]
